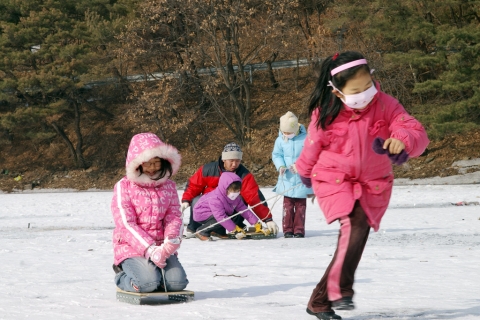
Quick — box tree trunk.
[266,52,279,89]
[72,101,88,169]
[51,122,77,166]
[154,116,166,141]
[232,49,251,145]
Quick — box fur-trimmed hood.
[125,132,181,187]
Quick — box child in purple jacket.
[192,172,261,240]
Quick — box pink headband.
[331,59,368,76]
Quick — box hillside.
[1,105,479,193]
[1,1,480,192]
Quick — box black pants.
[196,214,246,236]
[308,201,370,312]
[186,196,202,232]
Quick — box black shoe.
[112,264,123,274]
[332,296,354,310]
[284,232,294,238]
[294,233,304,238]
[306,308,342,319]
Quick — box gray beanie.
[222,142,243,160]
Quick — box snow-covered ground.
[1,177,480,319]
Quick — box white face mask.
[283,133,296,140]
[227,192,240,200]
[329,81,378,109]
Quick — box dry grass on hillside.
[1,69,480,192]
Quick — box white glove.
[279,166,287,176]
[180,202,190,213]
[235,232,246,240]
[230,225,246,240]
[289,163,297,174]
[265,220,279,235]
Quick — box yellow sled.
[226,227,277,240]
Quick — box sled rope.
[161,268,167,293]
[268,169,289,217]
[188,182,303,238]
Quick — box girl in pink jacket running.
[296,51,429,320]
[112,132,188,293]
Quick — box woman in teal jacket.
[272,111,313,238]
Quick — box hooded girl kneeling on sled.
[111,132,188,293]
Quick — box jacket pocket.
[364,176,393,208]
[312,171,347,198]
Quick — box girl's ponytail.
[307,56,339,130]
[307,51,371,129]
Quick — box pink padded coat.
[296,83,429,231]
[112,133,183,265]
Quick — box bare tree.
[118,0,301,145]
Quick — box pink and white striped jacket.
[112,133,183,265]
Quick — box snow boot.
[284,232,294,238]
[306,308,342,320]
[183,228,195,239]
[195,233,211,241]
[332,296,354,310]
[294,233,304,238]
[112,264,123,274]
[210,232,229,239]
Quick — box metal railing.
[84,58,316,88]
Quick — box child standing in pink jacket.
[296,51,429,320]
[111,132,188,293]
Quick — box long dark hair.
[308,51,371,129]
[138,158,172,180]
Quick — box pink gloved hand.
[162,236,181,256]
[144,237,181,269]
[145,245,167,269]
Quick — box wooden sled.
[116,288,195,305]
